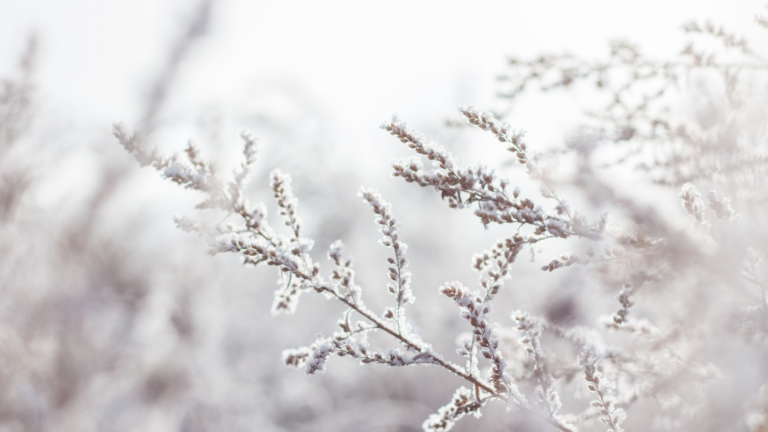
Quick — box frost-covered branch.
[110,11,768,428]
[359,187,413,335]
[384,115,575,238]
[579,346,627,432]
[513,312,562,420]
[114,122,583,432]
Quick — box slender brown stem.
[315,282,572,432]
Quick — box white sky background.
[1,0,766,221]
[3,0,765,132]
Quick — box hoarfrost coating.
[3,1,763,431]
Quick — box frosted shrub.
[0,37,226,431]
[115,9,768,432]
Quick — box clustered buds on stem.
[514,312,562,421]
[579,346,627,432]
[422,387,482,432]
[358,188,413,334]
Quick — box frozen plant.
[578,346,626,432]
[496,8,768,193]
[114,6,768,432]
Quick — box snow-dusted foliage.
[578,346,626,432]
[5,4,768,430]
[105,4,768,431]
